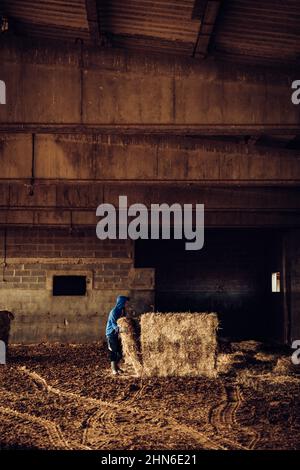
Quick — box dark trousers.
[106,332,122,363]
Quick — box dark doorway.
[53,275,87,296]
[135,229,285,342]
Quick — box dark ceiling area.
[0,0,300,68]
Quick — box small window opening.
[53,275,86,296]
[272,272,280,293]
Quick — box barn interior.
[0,0,300,451]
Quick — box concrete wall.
[0,228,154,343]
[0,37,299,344]
[0,39,299,233]
[1,134,300,182]
[2,134,300,229]
[0,37,299,127]
[1,181,300,229]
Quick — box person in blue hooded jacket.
[106,295,130,375]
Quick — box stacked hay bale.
[141,312,218,378]
[118,317,143,375]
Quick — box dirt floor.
[0,341,299,450]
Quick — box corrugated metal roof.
[1,0,88,27]
[213,0,300,66]
[98,0,198,55]
[0,0,199,55]
[0,0,90,42]
[99,0,198,42]
[0,0,300,67]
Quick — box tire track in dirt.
[208,384,260,450]
[82,407,123,449]
[0,405,72,450]
[114,374,229,450]
[18,367,225,450]
[234,386,260,449]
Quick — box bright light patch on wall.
[0,16,9,33]
[272,272,281,293]
[0,80,6,105]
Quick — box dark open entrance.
[135,229,285,342]
[53,275,87,296]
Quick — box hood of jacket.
[115,295,129,310]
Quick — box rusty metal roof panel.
[99,0,199,42]
[0,0,90,41]
[213,0,300,66]
[1,0,299,67]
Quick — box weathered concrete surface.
[0,37,299,127]
[1,209,300,228]
[1,133,300,228]
[83,70,174,124]
[0,134,32,178]
[1,182,300,228]
[3,183,300,209]
[1,134,300,182]
[35,135,300,181]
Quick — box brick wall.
[0,227,154,343]
[1,227,131,259]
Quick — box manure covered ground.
[0,341,299,450]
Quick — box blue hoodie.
[106,295,129,336]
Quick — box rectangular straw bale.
[141,312,218,378]
[118,317,143,375]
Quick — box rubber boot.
[111,361,118,375]
[116,362,124,373]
